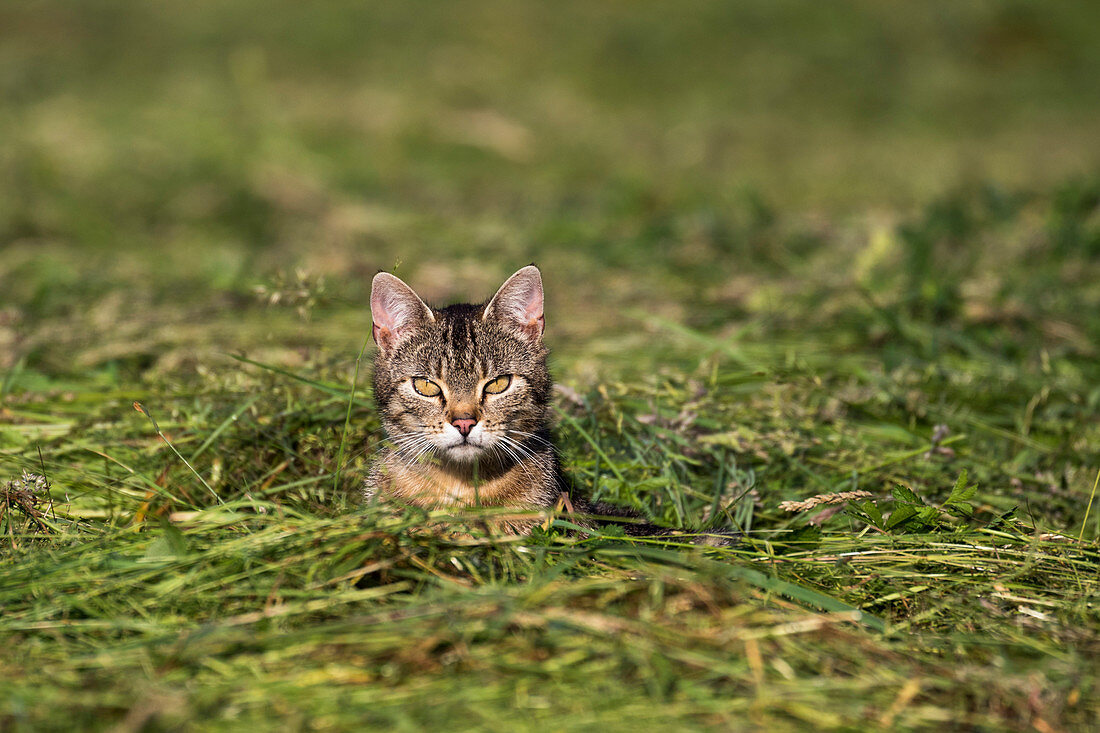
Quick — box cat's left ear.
[484,265,544,341]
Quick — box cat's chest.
[381,458,535,508]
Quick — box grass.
[2,1,1100,730]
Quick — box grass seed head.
[778,490,873,513]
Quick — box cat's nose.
[451,417,477,436]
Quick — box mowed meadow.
[2,2,1100,730]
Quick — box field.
[2,2,1100,730]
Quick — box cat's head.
[369,265,551,465]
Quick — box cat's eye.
[483,375,512,396]
[411,377,442,397]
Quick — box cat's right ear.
[370,272,434,357]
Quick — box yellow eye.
[483,375,512,395]
[411,377,442,397]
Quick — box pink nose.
[452,418,477,436]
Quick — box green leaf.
[775,525,822,553]
[858,500,884,528]
[885,504,918,530]
[986,507,1020,531]
[891,485,924,506]
[944,503,974,519]
[946,469,977,505]
[916,506,940,525]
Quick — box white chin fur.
[442,443,485,462]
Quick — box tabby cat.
[364,266,563,532]
[364,265,735,541]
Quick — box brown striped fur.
[365,266,561,529]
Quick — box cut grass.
[2,507,1097,729]
[5,185,1100,729]
[3,311,1098,729]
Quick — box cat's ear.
[370,272,434,356]
[484,265,544,341]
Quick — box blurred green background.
[2,0,1099,381]
[4,3,1100,730]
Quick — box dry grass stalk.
[779,491,873,513]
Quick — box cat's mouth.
[434,422,492,462]
[444,442,484,460]
[438,436,489,462]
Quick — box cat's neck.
[376,446,554,509]
[425,453,517,483]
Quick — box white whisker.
[499,434,537,461]
[507,429,554,449]
[492,436,540,485]
[386,430,440,468]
